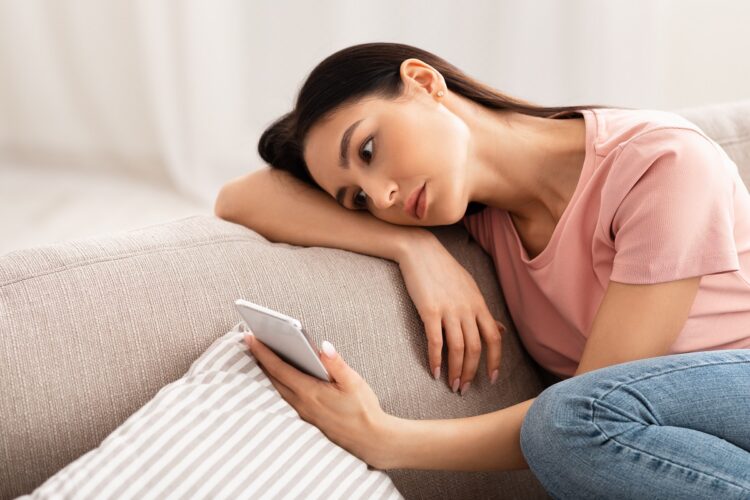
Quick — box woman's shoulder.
[589,107,709,157]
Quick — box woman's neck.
[465,105,587,226]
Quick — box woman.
[218,42,750,498]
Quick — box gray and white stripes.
[20,322,403,499]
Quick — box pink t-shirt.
[462,107,750,379]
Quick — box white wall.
[0,0,748,204]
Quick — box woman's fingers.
[422,314,444,380]
[478,315,503,383]
[442,315,465,393]
[247,334,315,395]
[458,315,481,395]
[259,363,298,403]
[422,309,505,393]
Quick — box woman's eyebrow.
[339,118,364,169]
[335,118,365,207]
[335,188,348,208]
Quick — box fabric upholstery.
[0,215,549,499]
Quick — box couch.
[2,99,748,499]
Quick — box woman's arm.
[375,274,703,472]
[378,397,535,471]
[215,166,433,263]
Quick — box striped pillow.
[21,322,403,499]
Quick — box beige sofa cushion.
[0,215,550,499]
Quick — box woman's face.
[302,78,472,226]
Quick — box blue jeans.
[520,349,750,499]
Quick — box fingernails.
[490,369,499,385]
[244,333,254,347]
[321,340,337,359]
[451,378,460,393]
[459,381,471,396]
[432,366,440,380]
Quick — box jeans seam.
[595,358,750,401]
[593,387,665,437]
[591,415,750,494]
[589,358,750,494]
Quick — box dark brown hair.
[258,42,614,217]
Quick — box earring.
[437,91,444,98]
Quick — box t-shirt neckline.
[503,109,598,269]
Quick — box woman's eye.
[359,136,374,163]
[351,136,375,209]
[352,189,368,208]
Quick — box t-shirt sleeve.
[607,128,740,284]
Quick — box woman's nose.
[367,181,397,211]
[363,179,398,210]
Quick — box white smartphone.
[234,299,330,382]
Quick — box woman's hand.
[396,233,506,395]
[243,332,396,470]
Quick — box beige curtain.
[0,0,260,203]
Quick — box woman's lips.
[416,183,427,219]
[405,182,425,218]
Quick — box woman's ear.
[400,58,443,97]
